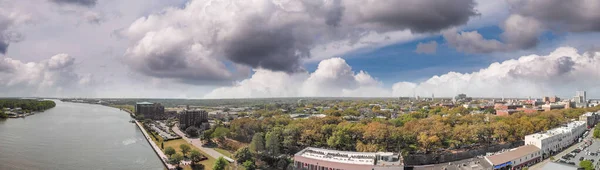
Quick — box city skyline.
[1,0,600,98]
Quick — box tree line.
[0,99,56,118]
[215,105,600,169]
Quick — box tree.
[0,111,7,119]
[180,144,191,157]
[185,126,199,137]
[169,153,184,167]
[242,160,256,170]
[211,127,230,140]
[265,129,282,156]
[164,147,176,157]
[189,150,204,164]
[249,132,265,155]
[233,147,253,163]
[161,142,164,149]
[213,157,228,170]
[580,160,594,170]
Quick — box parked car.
[568,162,576,165]
[580,157,585,161]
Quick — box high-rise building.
[178,109,208,130]
[135,102,165,120]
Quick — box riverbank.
[134,120,177,170]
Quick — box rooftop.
[295,147,402,166]
[526,121,585,140]
[136,102,153,105]
[485,145,540,165]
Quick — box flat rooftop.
[295,147,402,166]
[485,145,540,165]
[136,102,153,105]
[526,121,585,140]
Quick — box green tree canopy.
[249,132,265,155]
[179,144,191,157]
[185,126,199,137]
[242,160,256,170]
[189,150,203,164]
[580,160,594,170]
[169,153,183,167]
[213,157,228,170]
[233,147,253,163]
[164,146,176,157]
[265,128,282,156]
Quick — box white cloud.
[204,58,390,99]
[0,53,94,97]
[392,47,600,98]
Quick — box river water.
[0,100,163,170]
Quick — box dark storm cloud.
[354,0,478,33]
[51,0,97,7]
[221,17,312,73]
[0,39,7,55]
[508,0,600,32]
[445,0,600,54]
[124,0,479,83]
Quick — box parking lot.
[557,132,600,168]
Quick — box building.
[579,112,599,129]
[541,104,566,111]
[496,109,520,116]
[524,121,586,157]
[178,109,209,130]
[293,147,403,170]
[485,145,542,170]
[135,102,165,120]
[543,96,560,103]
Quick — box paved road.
[135,121,177,170]
[172,125,235,162]
[530,131,599,170]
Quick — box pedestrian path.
[135,121,177,170]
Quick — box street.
[530,130,600,170]
[172,125,235,162]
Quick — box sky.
[1,0,600,99]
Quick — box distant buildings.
[293,147,403,170]
[178,109,208,130]
[543,96,560,103]
[573,91,588,108]
[135,102,165,120]
[524,121,586,157]
[579,112,599,129]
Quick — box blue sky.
[1,0,600,98]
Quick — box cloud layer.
[444,0,600,54]
[415,41,438,54]
[0,54,93,96]
[206,47,600,98]
[204,58,388,98]
[123,0,478,84]
[392,47,600,97]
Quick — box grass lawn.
[110,104,134,112]
[145,125,216,169]
[214,148,233,157]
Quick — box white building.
[293,147,403,170]
[524,121,586,157]
[485,145,542,170]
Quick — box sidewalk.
[172,125,235,162]
[135,121,177,170]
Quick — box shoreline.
[134,120,176,170]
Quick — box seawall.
[134,120,176,170]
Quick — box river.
[0,100,164,170]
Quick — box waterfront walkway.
[135,121,177,170]
[172,125,235,162]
